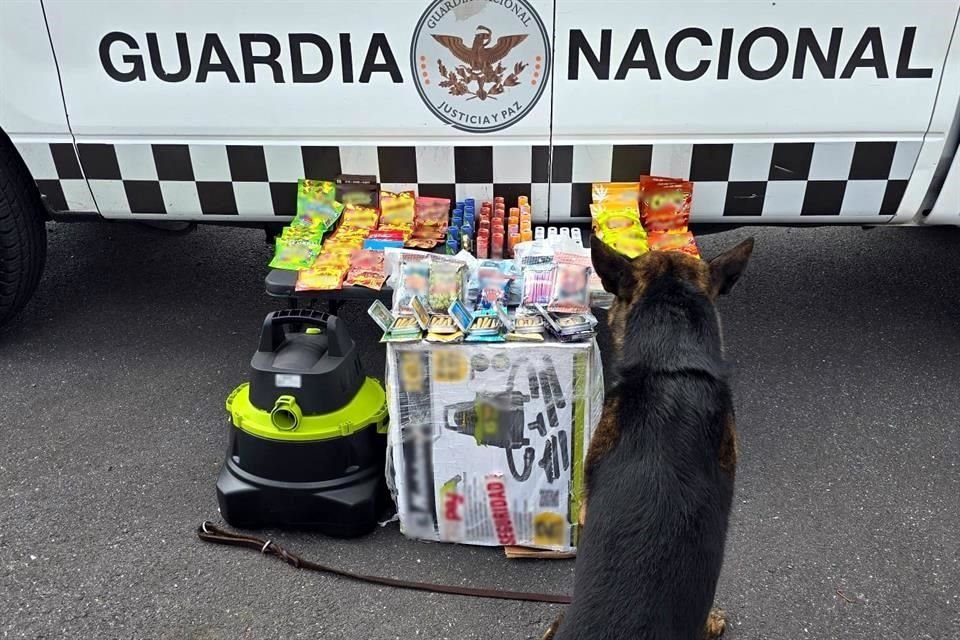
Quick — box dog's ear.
[591,239,635,296]
[709,237,754,296]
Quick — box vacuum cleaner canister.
[217,309,388,537]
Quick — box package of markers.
[514,241,556,309]
[521,262,555,308]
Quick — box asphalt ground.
[1,221,958,640]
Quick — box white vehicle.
[2,0,959,324]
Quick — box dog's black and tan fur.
[545,238,754,640]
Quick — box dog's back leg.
[704,608,727,638]
[542,613,564,640]
[704,413,736,640]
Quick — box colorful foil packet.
[344,250,387,289]
[590,202,648,258]
[300,179,337,203]
[647,231,700,258]
[269,236,322,271]
[294,180,343,232]
[364,229,407,251]
[295,265,346,291]
[336,175,379,209]
[340,204,380,230]
[380,190,416,229]
[344,270,387,289]
[412,196,451,245]
[639,176,692,233]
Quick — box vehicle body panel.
[927,149,960,221]
[0,0,97,212]
[1,0,958,224]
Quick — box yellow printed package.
[590,203,648,258]
[295,265,346,291]
[380,190,416,230]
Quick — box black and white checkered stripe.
[552,140,919,222]
[13,140,919,222]
[14,141,98,213]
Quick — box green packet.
[281,225,323,242]
[300,179,337,202]
[294,180,344,232]
[268,237,321,271]
[292,200,344,232]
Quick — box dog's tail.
[541,613,564,640]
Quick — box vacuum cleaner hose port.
[270,396,302,431]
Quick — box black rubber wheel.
[0,133,47,327]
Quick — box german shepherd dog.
[544,238,754,640]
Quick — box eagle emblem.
[432,26,529,101]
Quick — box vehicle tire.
[0,134,47,327]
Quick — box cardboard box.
[386,340,603,552]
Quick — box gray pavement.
[1,221,958,640]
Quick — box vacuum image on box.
[217,309,388,538]
[442,355,570,484]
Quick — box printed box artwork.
[386,341,603,552]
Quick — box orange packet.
[639,176,692,232]
[647,231,699,258]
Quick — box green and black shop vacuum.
[217,309,388,538]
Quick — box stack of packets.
[269,180,453,292]
[297,201,381,291]
[344,250,386,289]
[370,252,473,344]
[590,176,699,259]
[376,191,451,250]
[368,246,598,345]
[410,196,450,248]
[377,190,415,243]
[513,241,598,342]
[268,180,344,271]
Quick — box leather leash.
[197,521,573,605]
